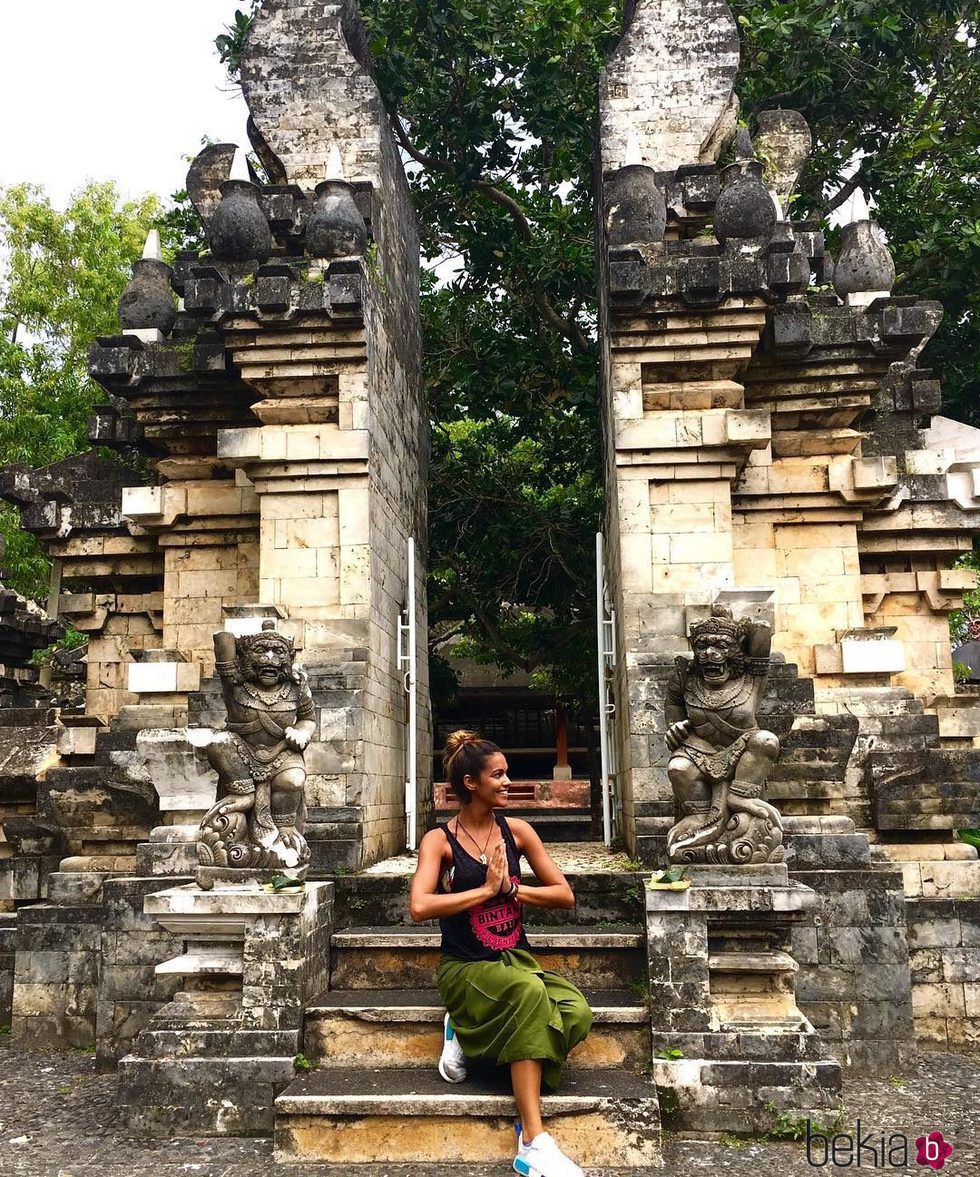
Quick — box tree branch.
[823,167,866,217]
[391,116,590,355]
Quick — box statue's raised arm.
[664,605,784,865]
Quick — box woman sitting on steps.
[409,730,593,1177]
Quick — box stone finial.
[604,166,667,247]
[307,181,368,259]
[207,150,274,264]
[306,147,367,259]
[753,110,812,217]
[833,192,896,307]
[600,0,740,173]
[714,133,777,243]
[185,143,238,228]
[118,230,176,337]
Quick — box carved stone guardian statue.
[664,605,784,864]
[196,621,315,887]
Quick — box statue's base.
[196,864,308,891]
[646,872,841,1133]
[121,880,333,1134]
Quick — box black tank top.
[439,813,532,961]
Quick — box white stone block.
[128,662,178,693]
[123,327,164,344]
[218,427,262,460]
[225,617,268,637]
[840,639,905,674]
[122,485,164,518]
[137,728,217,812]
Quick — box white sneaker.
[513,1131,584,1177]
[438,1012,467,1083]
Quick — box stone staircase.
[273,877,663,1168]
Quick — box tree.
[0,182,164,597]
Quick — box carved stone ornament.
[196,621,315,888]
[664,605,784,864]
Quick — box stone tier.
[301,986,650,1072]
[274,1068,662,1168]
[647,869,843,1134]
[329,926,647,992]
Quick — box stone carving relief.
[196,621,314,886]
[665,605,785,864]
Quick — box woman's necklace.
[454,815,496,864]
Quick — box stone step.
[708,950,798,974]
[155,948,244,977]
[303,987,650,1071]
[274,1067,661,1167]
[330,926,647,991]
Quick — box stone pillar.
[119,881,333,1134]
[553,702,572,780]
[647,866,842,1133]
[201,0,432,863]
[598,2,792,856]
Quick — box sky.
[0,1,250,208]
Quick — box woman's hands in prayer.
[484,840,508,897]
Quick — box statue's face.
[692,632,739,685]
[243,640,290,687]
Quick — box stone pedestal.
[647,866,842,1134]
[119,881,333,1134]
[134,727,218,877]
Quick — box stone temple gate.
[0,0,978,1164]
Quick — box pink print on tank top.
[469,875,522,951]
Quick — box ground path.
[1,1039,976,1176]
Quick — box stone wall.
[792,867,916,1072]
[907,897,980,1050]
[95,877,189,1069]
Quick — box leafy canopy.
[0,182,164,596]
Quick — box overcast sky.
[0,1,250,208]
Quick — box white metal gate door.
[595,533,620,845]
[398,537,418,850]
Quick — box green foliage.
[949,551,980,646]
[293,1052,313,1070]
[956,828,980,850]
[654,1046,685,1060]
[215,4,260,76]
[768,1111,812,1140]
[0,182,167,598]
[29,625,87,668]
[354,1,621,714]
[733,1,980,421]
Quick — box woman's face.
[465,751,510,808]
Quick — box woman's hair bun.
[443,729,478,758]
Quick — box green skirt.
[437,949,593,1092]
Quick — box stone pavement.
[1,1037,977,1176]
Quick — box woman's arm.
[408,828,505,922]
[509,819,575,910]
